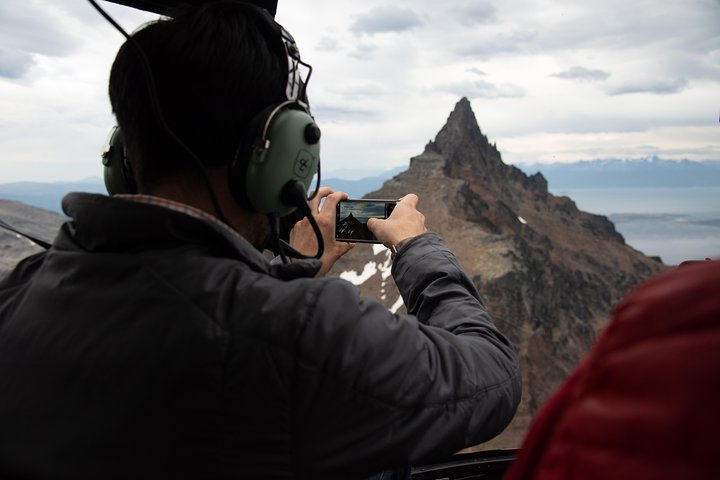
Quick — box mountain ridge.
[331,97,666,449]
[521,157,720,188]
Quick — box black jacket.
[0,193,520,479]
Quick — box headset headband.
[279,25,312,106]
[231,2,312,109]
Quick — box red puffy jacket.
[506,260,720,480]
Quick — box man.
[0,2,520,479]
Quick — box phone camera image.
[335,200,396,243]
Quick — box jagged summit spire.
[428,97,501,172]
[446,97,477,130]
[438,98,481,140]
[435,98,486,153]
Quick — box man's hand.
[367,193,427,249]
[289,187,354,277]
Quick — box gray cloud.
[52,2,118,26]
[0,1,80,79]
[606,77,689,96]
[552,66,611,82]
[443,0,720,70]
[313,103,377,122]
[656,50,720,82]
[534,1,720,56]
[450,3,496,26]
[51,1,159,29]
[316,37,339,52]
[326,82,388,100]
[348,43,378,60]
[467,67,487,76]
[0,3,79,55]
[434,79,525,99]
[350,6,423,36]
[0,48,35,79]
[455,30,538,58]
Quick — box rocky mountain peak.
[436,97,480,147]
[422,97,503,174]
[331,98,666,450]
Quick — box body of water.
[551,187,720,265]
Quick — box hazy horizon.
[0,156,718,184]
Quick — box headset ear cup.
[228,105,276,211]
[231,104,320,215]
[102,126,137,195]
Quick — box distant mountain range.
[0,179,106,215]
[322,166,406,199]
[0,168,407,214]
[0,158,717,214]
[520,157,720,188]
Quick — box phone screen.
[335,199,397,243]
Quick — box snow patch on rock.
[390,295,404,313]
[340,261,378,286]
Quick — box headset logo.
[294,150,315,179]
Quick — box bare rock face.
[330,98,665,448]
[0,200,64,278]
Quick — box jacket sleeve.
[292,233,521,479]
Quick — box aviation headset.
[100,1,321,218]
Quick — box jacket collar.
[58,193,320,279]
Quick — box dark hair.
[109,2,287,192]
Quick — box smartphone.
[335,199,397,243]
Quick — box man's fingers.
[315,186,333,198]
[309,186,334,211]
[366,217,383,230]
[309,186,333,197]
[399,193,418,208]
[320,191,348,216]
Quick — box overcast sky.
[0,0,718,182]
